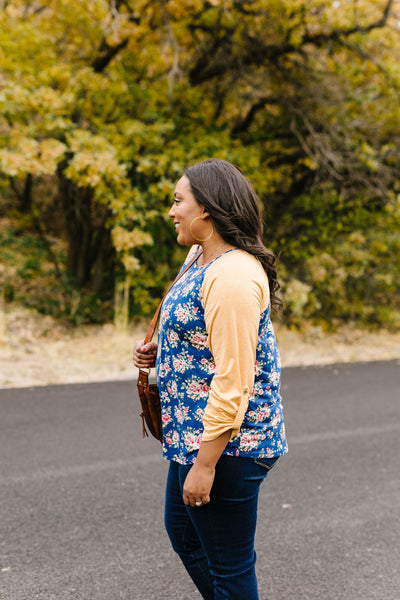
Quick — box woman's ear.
[202,208,210,219]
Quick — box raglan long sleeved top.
[156,247,287,465]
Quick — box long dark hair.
[184,159,282,314]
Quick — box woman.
[133,159,287,600]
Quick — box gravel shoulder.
[1,307,399,389]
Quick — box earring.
[190,216,214,242]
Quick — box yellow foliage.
[121,255,141,273]
[0,0,399,327]
[112,226,153,253]
[284,279,312,316]
[0,137,67,176]
[348,231,366,245]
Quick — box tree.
[1,0,399,326]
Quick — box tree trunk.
[57,171,114,292]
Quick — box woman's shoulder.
[203,249,270,307]
[205,249,269,290]
[212,248,265,275]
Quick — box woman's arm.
[182,429,232,507]
[182,252,269,506]
[201,252,269,441]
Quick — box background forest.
[1,0,400,331]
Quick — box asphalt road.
[0,360,399,600]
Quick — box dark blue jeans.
[164,454,278,600]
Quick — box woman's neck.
[197,238,235,266]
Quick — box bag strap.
[143,250,202,345]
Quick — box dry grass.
[0,306,399,389]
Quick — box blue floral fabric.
[156,253,288,465]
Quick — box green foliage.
[0,0,400,329]
[276,192,400,328]
[0,221,112,324]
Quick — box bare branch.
[231,96,281,136]
[337,37,399,92]
[289,116,345,181]
[91,38,128,73]
[189,0,395,85]
[303,0,394,44]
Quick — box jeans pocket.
[253,456,279,471]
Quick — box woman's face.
[169,175,209,246]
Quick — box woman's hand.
[133,339,158,369]
[183,431,232,507]
[183,462,215,507]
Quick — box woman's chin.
[176,233,192,246]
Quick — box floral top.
[156,247,288,465]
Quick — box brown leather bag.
[137,251,202,441]
[137,369,163,441]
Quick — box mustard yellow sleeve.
[201,250,270,441]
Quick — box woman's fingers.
[133,340,158,368]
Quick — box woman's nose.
[168,204,175,218]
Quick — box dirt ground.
[0,306,399,389]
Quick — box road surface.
[0,360,399,599]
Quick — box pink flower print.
[270,414,281,428]
[270,371,280,386]
[191,332,208,348]
[175,403,189,424]
[183,282,194,294]
[239,431,260,451]
[162,413,171,424]
[200,358,215,372]
[200,358,216,374]
[184,431,201,450]
[173,357,186,373]
[254,360,263,376]
[175,306,189,323]
[188,380,202,396]
[172,431,180,443]
[252,382,262,398]
[159,363,171,378]
[240,432,252,447]
[260,406,271,421]
[167,330,179,344]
